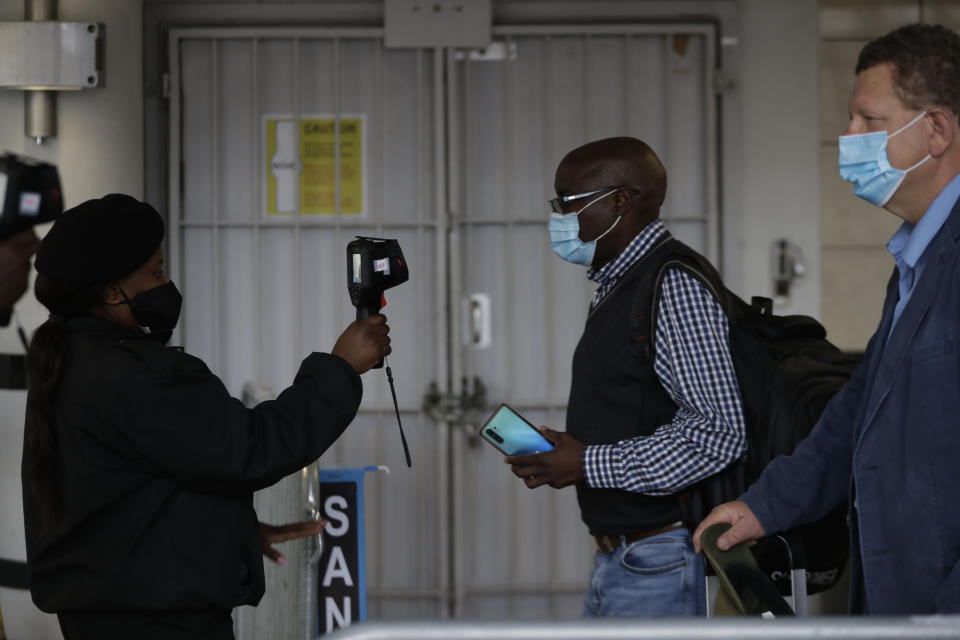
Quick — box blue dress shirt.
[888,173,960,334]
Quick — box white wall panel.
[669,220,707,254]
[334,40,378,115]
[547,258,595,403]
[626,36,668,153]
[585,36,630,138]
[548,37,591,164]
[258,41,296,120]
[297,40,335,114]
[507,225,551,402]
[182,228,216,366]
[381,50,433,223]
[505,37,550,215]
[460,66,507,222]
[218,40,258,223]
[664,35,707,222]
[298,225,349,364]
[220,229,258,392]
[181,40,215,223]
[259,227,301,391]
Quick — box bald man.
[506,137,746,617]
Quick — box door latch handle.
[307,506,324,566]
[304,463,324,566]
[463,293,491,349]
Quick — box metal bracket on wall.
[422,377,487,444]
[0,14,105,144]
[453,41,517,62]
[712,69,734,95]
[384,0,491,49]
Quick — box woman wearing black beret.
[20,194,390,639]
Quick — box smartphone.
[479,403,555,456]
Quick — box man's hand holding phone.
[505,427,586,490]
[478,403,586,490]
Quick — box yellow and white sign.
[265,115,366,215]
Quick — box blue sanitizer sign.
[317,466,381,635]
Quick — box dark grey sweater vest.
[567,259,683,536]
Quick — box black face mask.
[119,281,183,345]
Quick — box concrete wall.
[0,0,825,636]
[738,0,821,315]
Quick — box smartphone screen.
[479,404,555,456]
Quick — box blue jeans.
[582,526,706,617]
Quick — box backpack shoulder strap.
[616,235,682,365]
[630,241,739,369]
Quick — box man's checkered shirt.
[582,219,746,495]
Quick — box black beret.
[35,194,164,287]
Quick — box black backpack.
[628,236,859,595]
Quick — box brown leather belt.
[594,522,684,553]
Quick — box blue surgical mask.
[838,110,930,206]
[548,189,620,265]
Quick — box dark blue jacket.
[743,194,960,614]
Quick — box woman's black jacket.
[21,316,362,613]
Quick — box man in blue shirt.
[505,137,746,617]
[693,23,960,614]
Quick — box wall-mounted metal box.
[0,22,103,90]
[385,0,491,48]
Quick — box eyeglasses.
[548,186,642,214]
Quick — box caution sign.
[317,467,379,635]
[264,115,365,216]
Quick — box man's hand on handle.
[692,500,766,553]
[259,519,327,565]
[332,314,391,374]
